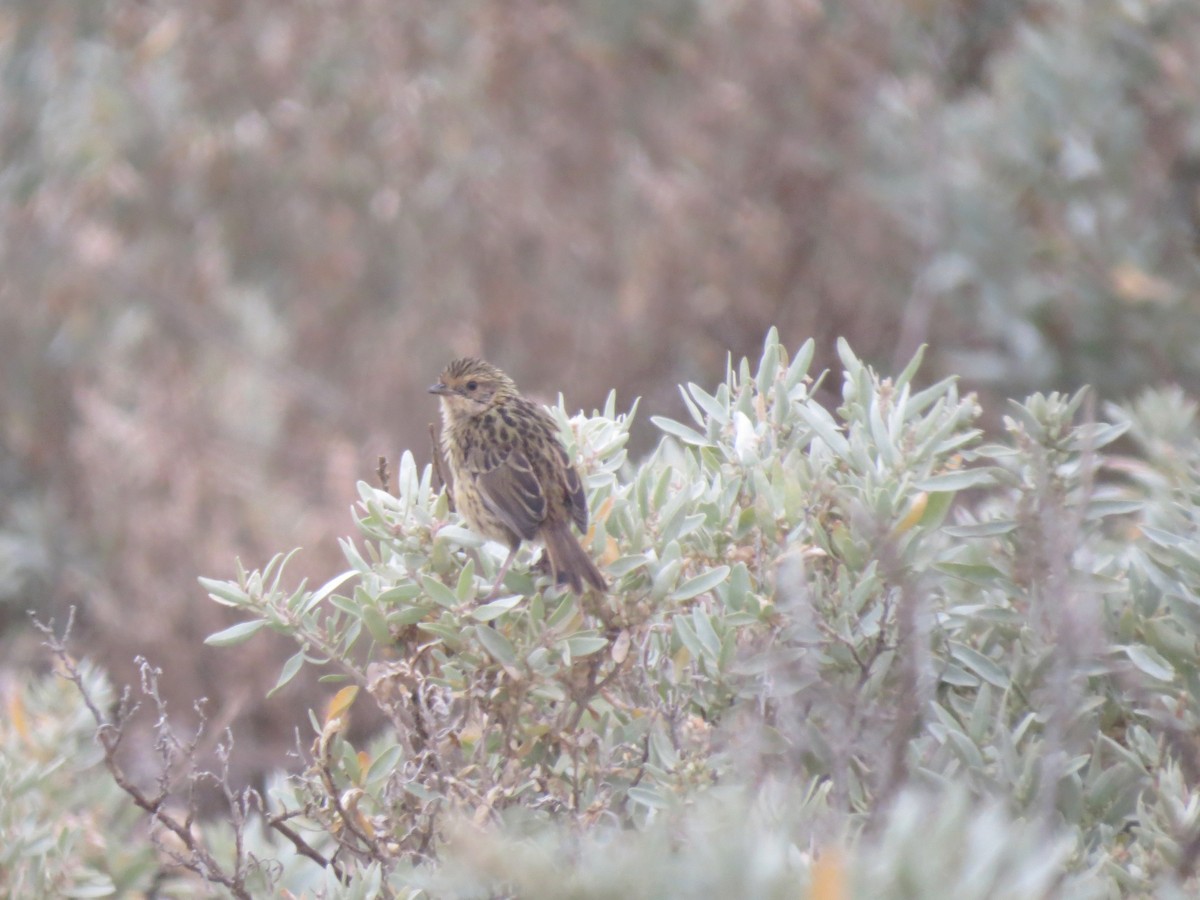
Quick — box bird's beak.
[428,382,452,396]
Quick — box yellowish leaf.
[673,645,692,670]
[1111,262,1174,304]
[602,535,621,565]
[456,721,483,750]
[7,689,29,742]
[811,848,847,900]
[595,495,615,524]
[892,491,928,535]
[324,685,360,731]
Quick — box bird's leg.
[486,545,519,600]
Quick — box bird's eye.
[466,381,478,391]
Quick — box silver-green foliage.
[867,0,1200,397]
[198,329,1200,897]
[0,663,162,898]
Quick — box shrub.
[0,658,161,897]
[37,329,1200,897]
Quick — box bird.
[429,358,607,598]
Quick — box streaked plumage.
[429,358,606,597]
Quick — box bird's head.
[429,358,518,421]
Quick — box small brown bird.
[429,358,607,598]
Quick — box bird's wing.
[556,441,589,534]
[463,438,546,542]
[526,403,589,534]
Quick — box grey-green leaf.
[475,625,519,668]
[651,416,713,447]
[671,566,731,602]
[204,619,267,647]
[1120,644,1175,682]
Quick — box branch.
[268,808,347,882]
[34,611,255,899]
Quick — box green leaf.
[204,619,267,647]
[691,607,722,660]
[915,468,998,492]
[968,682,994,744]
[940,664,981,687]
[796,404,851,461]
[1083,499,1143,520]
[375,584,422,605]
[671,566,731,602]
[455,558,477,601]
[868,394,897,467]
[300,569,358,615]
[436,525,484,548]
[1140,526,1188,549]
[942,520,1017,538]
[945,727,984,770]
[390,604,432,626]
[62,881,118,899]
[199,577,250,608]
[835,336,860,372]
[948,642,1011,689]
[651,557,684,600]
[673,615,706,660]
[565,634,610,657]
[421,574,462,608]
[786,339,815,386]
[650,416,713,447]
[416,621,464,648]
[687,382,730,425]
[756,333,780,395]
[268,651,306,697]
[1120,644,1175,681]
[917,489,956,529]
[470,595,524,622]
[678,383,707,428]
[547,594,581,628]
[895,344,927,390]
[627,785,671,810]
[906,376,957,418]
[936,562,1012,589]
[264,547,302,598]
[607,555,651,577]
[475,625,518,668]
[362,605,392,643]
[1067,420,1130,451]
[364,745,405,789]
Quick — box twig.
[32,609,349,893]
[33,612,254,900]
[269,809,345,879]
[319,755,393,870]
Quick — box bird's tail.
[542,522,607,594]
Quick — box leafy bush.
[867,0,1200,397]
[0,660,161,897]
[159,330,1198,896]
[6,0,1200,796]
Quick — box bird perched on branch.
[429,358,607,598]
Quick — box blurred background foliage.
[2,0,1200,785]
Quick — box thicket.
[4,0,1200,786]
[11,332,1200,898]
